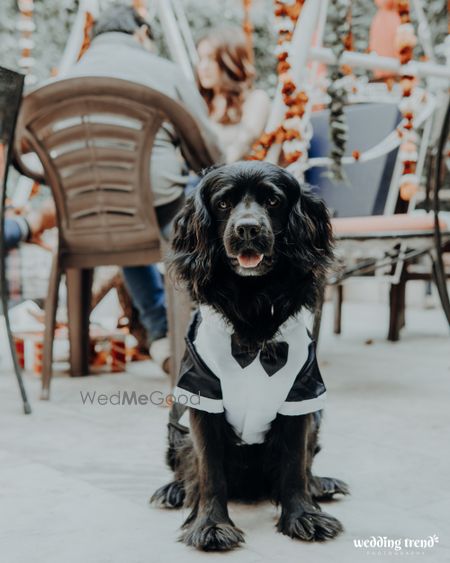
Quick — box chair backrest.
[14,77,215,265]
[305,102,401,218]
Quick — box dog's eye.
[216,200,230,210]
[266,196,280,207]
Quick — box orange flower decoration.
[284,151,302,164]
[248,0,306,162]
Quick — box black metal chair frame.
[314,100,450,341]
[0,66,31,414]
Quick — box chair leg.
[160,236,193,389]
[41,256,62,400]
[66,268,93,377]
[1,292,32,413]
[312,287,325,343]
[388,278,406,342]
[333,284,343,335]
[432,255,450,328]
[165,280,192,389]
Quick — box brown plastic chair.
[14,77,216,399]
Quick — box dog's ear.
[289,186,334,265]
[284,184,334,308]
[169,184,218,299]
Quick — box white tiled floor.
[0,302,449,563]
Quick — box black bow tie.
[231,334,289,376]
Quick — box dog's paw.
[150,481,185,509]
[277,506,343,541]
[311,476,350,500]
[180,518,244,551]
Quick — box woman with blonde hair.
[196,26,270,163]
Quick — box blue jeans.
[3,218,26,251]
[122,264,168,345]
[122,190,197,346]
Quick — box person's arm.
[225,89,271,163]
[175,76,225,165]
[2,200,56,252]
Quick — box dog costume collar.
[173,305,326,445]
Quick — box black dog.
[151,161,348,551]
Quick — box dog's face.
[208,169,294,276]
[170,161,333,307]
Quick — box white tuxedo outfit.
[173,305,326,445]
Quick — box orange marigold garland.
[395,0,420,202]
[341,4,353,76]
[17,0,36,86]
[248,0,308,165]
[77,11,95,61]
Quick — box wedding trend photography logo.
[352,534,440,556]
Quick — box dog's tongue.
[237,252,263,269]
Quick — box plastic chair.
[14,77,216,398]
[0,66,31,414]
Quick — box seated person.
[196,26,270,163]
[67,4,223,217]
[61,5,224,365]
[137,26,271,353]
[119,23,271,365]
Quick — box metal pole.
[310,0,329,88]
[309,46,450,81]
[156,0,195,82]
[0,68,31,414]
[410,0,436,63]
[58,0,100,76]
[171,0,198,67]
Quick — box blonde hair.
[197,26,256,125]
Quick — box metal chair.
[309,100,450,340]
[14,77,216,399]
[0,66,31,414]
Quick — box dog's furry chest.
[173,305,326,445]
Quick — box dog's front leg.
[180,409,244,551]
[276,414,343,541]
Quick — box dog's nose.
[235,219,262,241]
